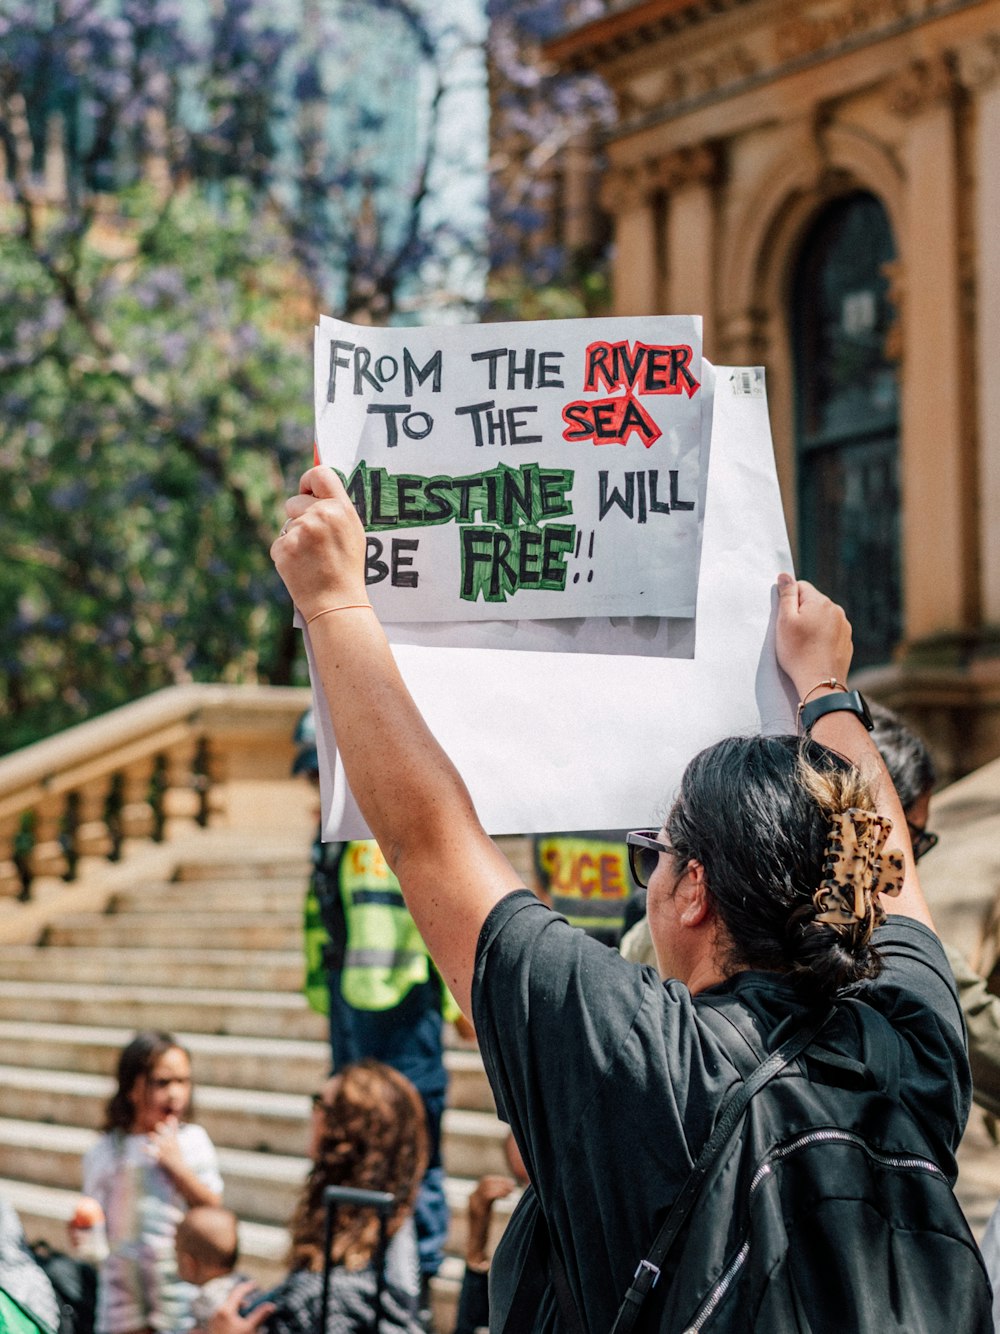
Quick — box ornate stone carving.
[687,45,759,98]
[616,46,758,127]
[775,0,913,65]
[598,161,656,214]
[886,51,958,117]
[649,143,721,193]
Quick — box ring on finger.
[280,518,293,538]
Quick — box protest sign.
[314,313,703,621]
[305,358,798,839]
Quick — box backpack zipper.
[681,1241,750,1333]
[748,1128,946,1191]
[680,1129,946,1331]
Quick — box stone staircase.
[0,828,519,1332]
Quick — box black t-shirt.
[472,890,972,1334]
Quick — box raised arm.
[775,573,934,931]
[271,467,522,1017]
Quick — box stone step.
[0,1065,314,1158]
[171,860,311,883]
[110,883,307,913]
[439,1109,510,1180]
[0,822,513,1334]
[442,1048,498,1116]
[0,982,326,1041]
[0,946,305,991]
[0,1021,328,1094]
[44,913,302,951]
[0,1021,495,1109]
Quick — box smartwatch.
[799,688,874,733]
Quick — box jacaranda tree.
[0,0,611,750]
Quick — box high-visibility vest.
[303,837,346,1016]
[303,877,331,1014]
[534,832,631,939]
[338,841,432,1011]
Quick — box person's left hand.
[774,574,853,699]
[208,1282,274,1334]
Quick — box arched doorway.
[791,192,902,668]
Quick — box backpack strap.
[608,1006,833,1334]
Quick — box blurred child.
[80,1031,223,1334]
[175,1208,246,1330]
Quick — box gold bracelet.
[796,678,848,724]
[305,603,373,625]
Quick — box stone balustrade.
[0,684,311,903]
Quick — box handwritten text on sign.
[313,314,703,621]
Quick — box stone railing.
[0,684,310,902]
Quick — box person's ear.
[677,861,712,927]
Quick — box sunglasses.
[907,822,939,863]
[626,830,675,889]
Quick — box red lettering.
[599,854,626,897]
[541,846,629,899]
[582,340,701,397]
[560,393,662,447]
[576,852,596,896]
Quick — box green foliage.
[484,256,611,323]
[0,184,312,750]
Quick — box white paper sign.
[308,362,798,839]
[314,313,703,621]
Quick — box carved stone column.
[654,144,720,351]
[601,163,660,316]
[960,35,1000,628]
[887,53,967,642]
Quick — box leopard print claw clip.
[812,808,905,943]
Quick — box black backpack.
[27,1243,97,1334]
[610,997,993,1333]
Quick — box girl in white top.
[81,1031,223,1334]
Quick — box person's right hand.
[774,574,853,700]
[271,466,369,622]
[207,1282,274,1334]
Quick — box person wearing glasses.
[625,695,1000,1120]
[268,466,991,1332]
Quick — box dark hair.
[666,734,882,1001]
[868,702,936,811]
[103,1030,191,1132]
[288,1059,428,1273]
[176,1206,239,1272]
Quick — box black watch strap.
[799,688,874,733]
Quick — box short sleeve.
[472,892,650,1173]
[180,1123,224,1197]
[474,896,741,1200]
[863,918,973,1156]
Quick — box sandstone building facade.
[547,0,1000,778]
